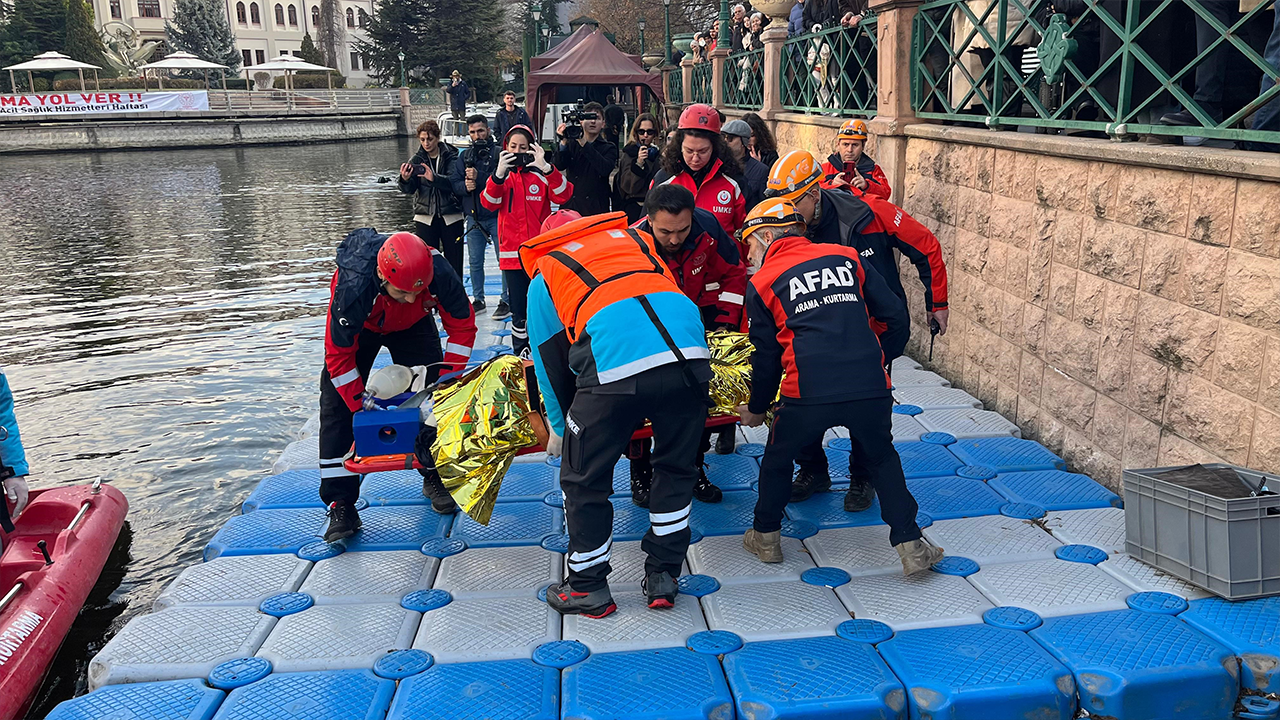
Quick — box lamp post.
[531,4,543,54]
[662,0,672,66]
[718,0,730,47]
[638,16,646,54]
[541,25,551,53]
[397,50,405,87]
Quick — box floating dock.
[47,283,1280,720]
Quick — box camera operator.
[554,101,619,217]
[450,114,510,317]
[614,113,664,223]
[481,126,573,356]
[399,119,465,279]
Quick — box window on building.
[349,51,360,70]
[249,2,260,24]
[310,5,318,25]
[274,3,284,25]
[110,0,121,17]
[357,8,368,27]
[255,49,266,65]
[137,0,161,17]
[345,7,354,27]
[235,1,246,22]
[242,49,252,67]
[288,4,297,25]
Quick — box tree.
[316,0,344,69]
[356,0,502,98]
[297,32,325,65]
[166,0,242,71]
[63,0,109,69]
[7,0,66,56]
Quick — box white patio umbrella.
[243,55,336,91]
[139,51,230,91]
[4,51,102,92]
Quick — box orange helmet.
[740,197,806,243]
[678,104,722,135]
[377,232,434,292]
[837,119,869,141]
[765,150,823,201]
[540,209,582,235]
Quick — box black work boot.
[844,476,876,512]
[630,459,652,509]
[790,468,832,502]
[546,580,617,618]
[714,428,736,455]
[420,467,458,514]
[323,502,362,542]
[642,571,678,609]
[693,465,723,503]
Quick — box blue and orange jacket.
[0,368,28,478]
[521,213,712,436]
[820,152,892,201]
[809,189,948,314]
[745,234,908,413]
[324,229,477,412]
[634,207,748,329]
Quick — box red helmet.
[377,232,434,292]
[540,209,582,235]
[678,104,721,135]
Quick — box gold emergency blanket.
[431,354,537,525]
[707,330,753,416]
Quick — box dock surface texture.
[49,287,1274,720]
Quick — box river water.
[0,137,423,716]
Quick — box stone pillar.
[867,0,930,205]
[681,56,694,106]
[710,47,730,108]
[399,86,412,137]
[759,25,789,119]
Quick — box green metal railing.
[910,0,1280,144]
[724,47,766,109]
[781,18,879,116]
[407,88,445,105]
[667,67,684,104]
[691,61,714,104]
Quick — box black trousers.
[560,364,709,592]
[318,316,442,506]
[502,268,531,355]
[415,217,465,281]
[756,396,921,546]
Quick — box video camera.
[463,140,492,169]
[562,100,598,140]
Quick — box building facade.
[90,0,376,85]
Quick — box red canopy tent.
[527,30,665,130]
[530,24,594,72]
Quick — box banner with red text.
[0,90,210,116]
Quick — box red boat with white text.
[0,480,128,720]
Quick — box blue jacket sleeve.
[526,277,576,437]
[0,369,30,477]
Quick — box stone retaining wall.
[0,113,401,154]
[762,117,1280,489]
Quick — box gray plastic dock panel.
[300,550,437,604]
[1042,507,1127,552]
[256,603,420,673]
[916,408,1021,439]
[433,545,562,598]
[923,515,1062,563]
[803,526,904,576]
[563,587,708,653]
[412,595,559,663]
[685,533,816,584]
[701,580,849,641]
[835,569,994,629]
[969,558,1133,617]
[153,554,311,610]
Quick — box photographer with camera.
[399,119,465,280]
[450,114,510,317]
[614,113,664,223]
[481,125,573,356]
[554,101,618,217]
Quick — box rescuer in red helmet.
[651,104,747,239]
[319,229,477,542]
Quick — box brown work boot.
[896,539,944,576]
[743,529,784,563]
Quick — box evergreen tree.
[165,0,242,71]
[297,32,325,65]
[8,0,66,56]
[63,0,109,69]
[357,0,501,95]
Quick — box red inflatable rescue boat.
[0,480,128,720]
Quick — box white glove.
[545,433,563,458]
[531,144,552,173]
[494,151,516,179]
[4,475,29,519]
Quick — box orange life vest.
[519,212,682,343]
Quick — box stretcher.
[344,359,740,475]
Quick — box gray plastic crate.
[1123,464,1280,600]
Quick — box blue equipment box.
[353,407,421,457]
